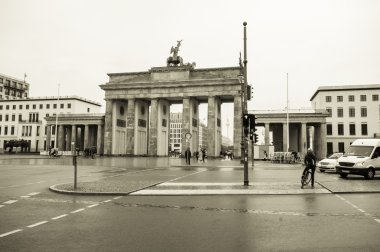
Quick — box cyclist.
[302,148,316,189]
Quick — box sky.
[1,0,380,139]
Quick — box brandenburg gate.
[100,42,243,157]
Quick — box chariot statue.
[167,40,183,66]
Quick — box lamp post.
[242,22,249,186]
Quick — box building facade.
[169,112,182,152]
[310,84,380,155]
[0,73,29,100]
[0,96,101,152]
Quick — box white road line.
[20,196,30,198]
[27,192,40,196]
[87,204,99,208]
[357,208,365,213]
[0,205,4,208]
[71,208,85,213]
[52,214,67,220]
[166,170,207,183]
[27,221,48,228]
[103,200,112,203]
[0,229,23,238]
[374,219,380,224]
[3,200,18,204]
[113,196,122,200]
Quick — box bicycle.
[301,165,312,188]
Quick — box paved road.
[0,156,380,251]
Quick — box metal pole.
[243,22,249,186]
[55,84,60,149]
[286,73,289,152]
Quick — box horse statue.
[167,40,184,67]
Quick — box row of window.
[0,78,29,89]
[326,94,379,103]
[0,103,71,110]
[326,123,368,136]
[0,126,15,136]
[326,107,368,117]
[0,125,57,137]
[0,113,42,122]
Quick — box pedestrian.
[263,150,268,161]
[302,148,317,188]
[185,147,191,165]
[195,151,199,161]
[201,148,206,163]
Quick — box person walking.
[302,148,317,188]
[201,148,206,163]
[185,147,192,165]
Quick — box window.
[325,96,332,102]
[46,104,50,109]
[11,114,15,121]
[327,124,332,135]
[0,114,2,121]
[326,108,332,117]
[33,104,36,109]
[53,104,57,109]
[361,107,367,117]
[87,108,90,112]
[361,123,368,135]
[26,105,29,109]
[349,124,356,135]
[5,114,9,121]
[360,95,366,102]
[348,95,355,102]
[338,142,345,153]
[19,114,22,121]
[12,105,16,110]
[11,126,14,135]
[372,94,379,101]
[19,105,23,109]
[6,105,9,110]
[337,96,343,102]
[0,105,2,110]
[37,126,40,136]
[46,113,49,118]
[349,107,355,117]
[60,104,64,109]
[39,104,43,109]
[338,124,344,135]
[4,126,8,135]
[67,103,71,109]
[327,142,333,156]
[0,126,1,135]
[337,107,343,117]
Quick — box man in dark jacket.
[302,148,317,188]
[185,147,191,165]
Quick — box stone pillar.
[97,124,103,155]
[46,125,51,149]
[149,98,158,156]
[265,123,270,145]
[300,123,307,157]
[181,97,191,154]
[282,123,288,152]
[103,100,113,155]
[207,96,220,157]
[320,123,327,160]
[58,125,65,150]
[66,126,72,151]
[126,99,135,155]
[233,96,242,158]
[84,124,89,149]
[71,125,77,150]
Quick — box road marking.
[3,200,18,204]
[103,200,112,203]
[375,219,380,224]
[20,196,30,198]
[52,214,67,220]
[165,170,207,183]
[87,204,99,208]
[27,192,40,196]
[27,221,48,228]
[0,229,23,238]
[0,205,4,208]
[71,208,85,213]
[113,196,122,200]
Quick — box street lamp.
[241,22,249,186]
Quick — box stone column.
[66,126,72,151]
[233,96,242,158]
[58,125,65,150]
[320,123,327,160]
[149,98,158,156]
[71,125,77,150]
[181,97,191,154]
[265,123,270,145]
[207,96,217,157]
[282,123,288,152]
[103,100,113,155]
[46,125,51,149]
[126,99,135,155]
[97,124,103,155]
[84,124,89,148]
[300,123,307,157]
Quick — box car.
[336,139,380,179]
[317,153,343,172]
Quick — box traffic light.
[254,133,258,143]
[243,113,249,128]
[247,85,252,100]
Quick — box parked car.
[317,153,343,172]
[336,139,380,179]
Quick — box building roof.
[0,96,101,106]
[310,84,380,101]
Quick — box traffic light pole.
[243,22,249,186]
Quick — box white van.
[336,139,380,179]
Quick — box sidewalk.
[49,158,380,195]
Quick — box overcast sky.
[1,0,380,138]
